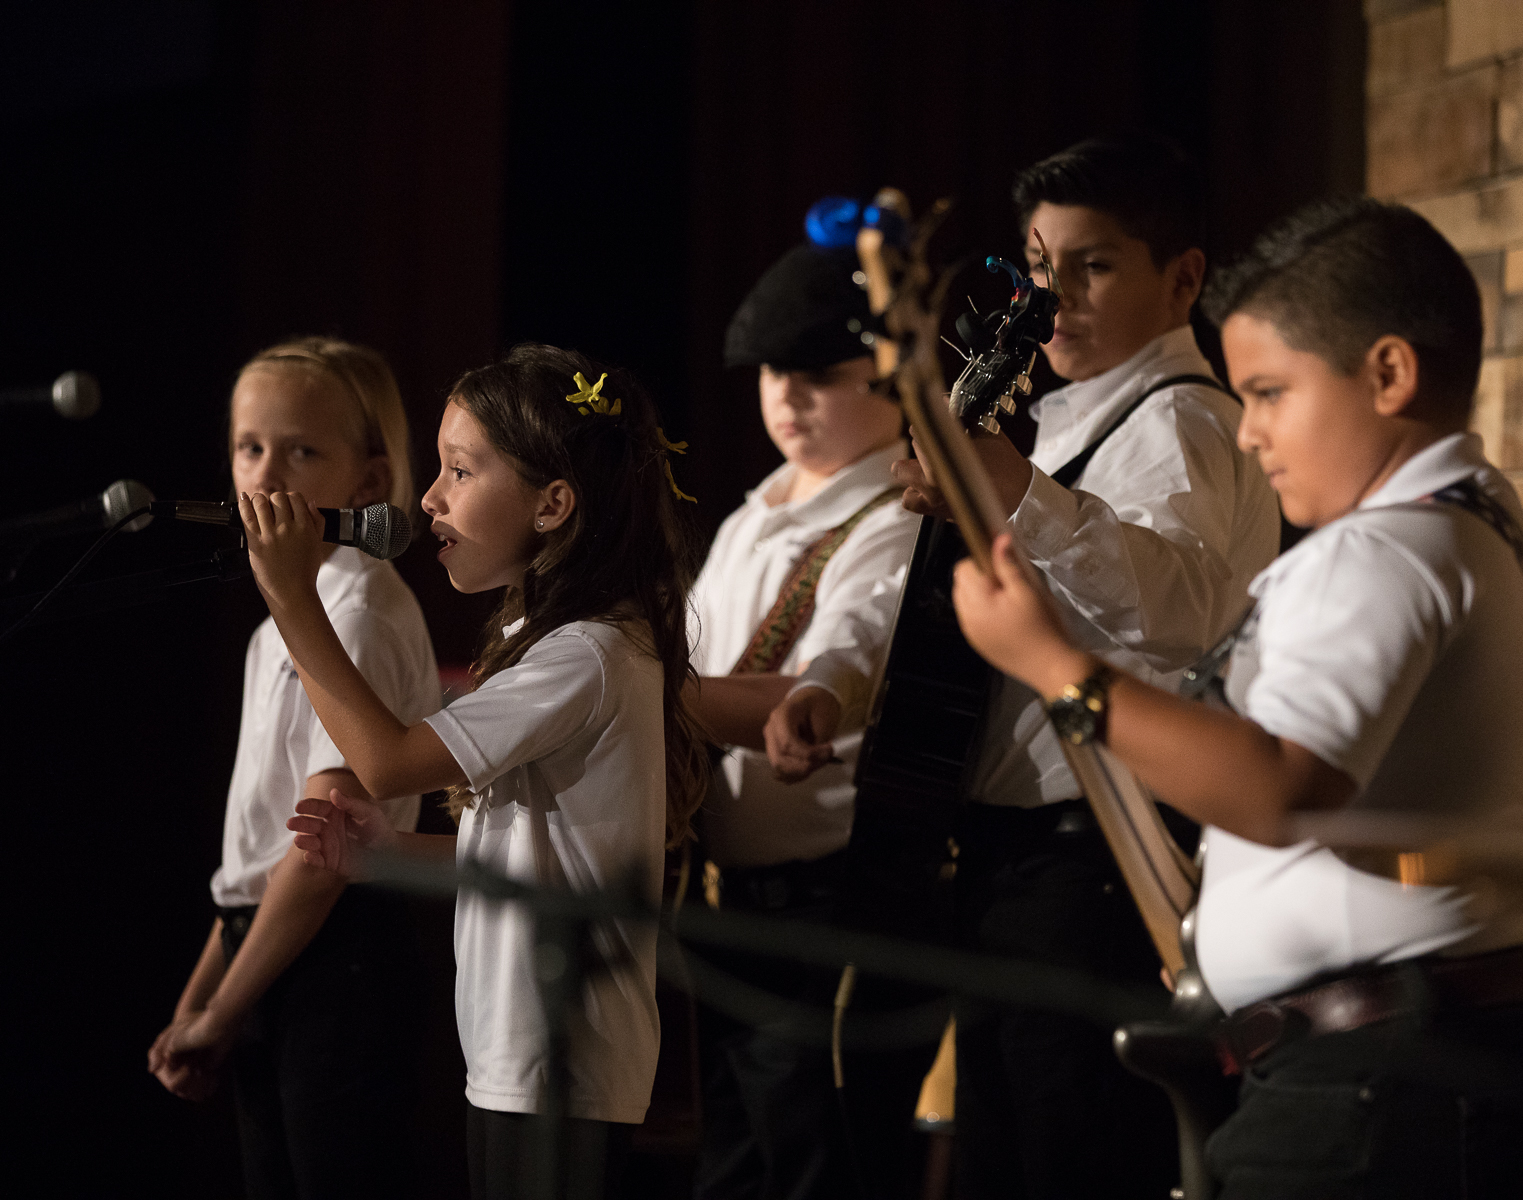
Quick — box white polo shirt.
[212,548,441,908]
[688,441,919,868]
[800,326,1281,807]
[1197,433,1523,1012]
[425,620,666,1123]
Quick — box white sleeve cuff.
[785,679,843,707]
[1011,463,1083,563]
[794,650,870,706]
[423,708,488,795]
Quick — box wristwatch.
[1046,664,1116,746]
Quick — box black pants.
[951,801,1180,1200]
[693,854,939,1200]
[221,885,425,1200]
[466,1106,631,1200]
[1206,1000,1523,1199]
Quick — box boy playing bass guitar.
[954,195,1523,1200]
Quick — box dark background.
[0,2,1364,1194]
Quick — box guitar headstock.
[947,244,1060,436]
[848,190,955,418]
[839,193,1061,564]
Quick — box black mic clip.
[150,500,244,550]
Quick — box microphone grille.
[103,479,155,532]
[52,371,102,421]
[357,502,413,560]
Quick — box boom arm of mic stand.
[0,547,251,629]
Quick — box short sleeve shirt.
[425,620,667,1123]
[1196,434,1523,1011]
[211,548,441,907]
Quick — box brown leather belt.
[1217,942,1523,1073]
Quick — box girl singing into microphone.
[236,344,706,1199]
[149,338,441,1199]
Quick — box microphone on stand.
[0,479,155,546]
[0,371,102,420]
[153,499,414,561]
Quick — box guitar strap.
[1180,601,1260,703]
[730,487,903,675]
[1176,475,1523,705]
[1050,373,1233,490]
[1426,477,1523,569]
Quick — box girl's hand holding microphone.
[236,490,327,616]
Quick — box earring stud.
[536,519,544,530]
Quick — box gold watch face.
[1047,668,1112,745]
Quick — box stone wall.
[1367,0,1523,485]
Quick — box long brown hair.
[443,344,709,848]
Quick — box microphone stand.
[532,910,581,1200]
[0,545,250,630]
[450,858,633,1200]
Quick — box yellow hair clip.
[658,428,697,503]
[566,371,622,416]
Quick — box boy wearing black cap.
[686,238,925,1200]
[768,138,1282,1198]
[953,195,1523,1199]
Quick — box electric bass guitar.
[847,199,1229,1199]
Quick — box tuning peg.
[978,412,1001,435]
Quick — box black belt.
[713,803,1101,913]
[954,797,1096,847]
[1217,942,1523,1072]
[218,904,259,950]
[711,847,850,912]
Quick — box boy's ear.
[353,455,393,508]
[1367,335,1421,419]
[1170,247,1207,311]
[536,479,577,532]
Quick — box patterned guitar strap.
[730,487,902,675]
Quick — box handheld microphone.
[0,371,102,420]
[153,499,413,561]
[0,479,155,546]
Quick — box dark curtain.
[0,2,1363,1195]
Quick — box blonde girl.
[148,338,441,1199]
